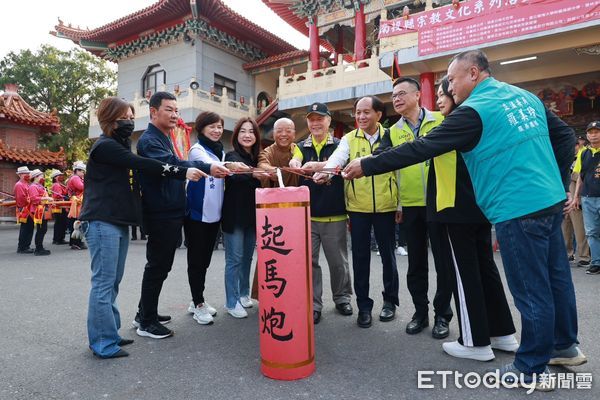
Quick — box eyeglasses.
[392,90,418,100]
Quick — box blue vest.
[460,78,565,224]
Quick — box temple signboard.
[379,0,600,56]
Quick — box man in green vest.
[289,102,353,324]
[342,50,585,390]
[378,77,453,339]
[314,96,399,328]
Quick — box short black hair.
[354,95,385,114]
[439,75,452,98]
[451,50,492,75]
[393,77,420,91]
[149,91,176,110]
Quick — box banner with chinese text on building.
[379,0,600,56]
[256,186,315,380]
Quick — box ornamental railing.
[277,53,390,99]
[88,86,258,136]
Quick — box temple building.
[0,84,66,220]
[52,0,304,147]
[54,0,599,144]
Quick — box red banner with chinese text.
[379,0,600,56]
[256,186,315,380]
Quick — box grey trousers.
[562,208,590,263]
[312,220,353,312]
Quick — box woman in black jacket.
[221,117,262,317]
[80,97,204,358]
[430,78,517,362]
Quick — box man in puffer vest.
[290,102,353,325]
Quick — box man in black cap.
[572,120,600,275]
[289,102,353,324]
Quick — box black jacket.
[80,134,187,226]
[579,148,600,197]
[297,135,346,217]
[137,123,211,219]
[221,150,261,233]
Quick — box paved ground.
[0,223,597,400]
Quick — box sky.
[0,0,308,59]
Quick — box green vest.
[460,78,565,223]
[389,109,444,207]
[345,125,398,213]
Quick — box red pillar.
[353,5,366,62]
[420,72,435,110]
[334,121,345,138]
[309,19,320,71]
[334,28,344,64]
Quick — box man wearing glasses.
[379,78,453,339]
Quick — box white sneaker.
[240,296,253,308]
[491,334,519,352]
[191,304,214,325]
[396,246,408,256]
[226,302,248,319]
[188,300,217,316]
[442,341,495,361]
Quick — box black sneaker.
[577,260,591,268]
[586,265,600,275]
[136,321,173,339]
[34,248,51,256]
[17,248,34,254]
[132,312,172,328]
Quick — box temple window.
[142,64,166,96]
[214,74,236,100]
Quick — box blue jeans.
[224,226,256,309]
[581,196,600,266]
[495,212,578,374]
[83,221,130,357]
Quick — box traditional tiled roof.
[243,50,309,71]
[0,140,67,168]
[52,0,297,59]
[0,85,60,134]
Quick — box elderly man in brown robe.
[258,117,299,188]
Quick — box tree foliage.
[0,45,116,163]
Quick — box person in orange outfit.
[28,169,53,256]
[67,161,87,250]
[51,170,69,245]
[15,166,34,254]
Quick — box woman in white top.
[185,111,227,325]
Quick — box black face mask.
[114,120,135,138]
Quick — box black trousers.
[53,210,68,242]
[131,225,146,240]
[139,217,183,326]
[184,217,220,306]
[17,217,34,251]
[443,223,516,346]
[403,206,453,320]
[34,220,48,250]
[349,211,399,312]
